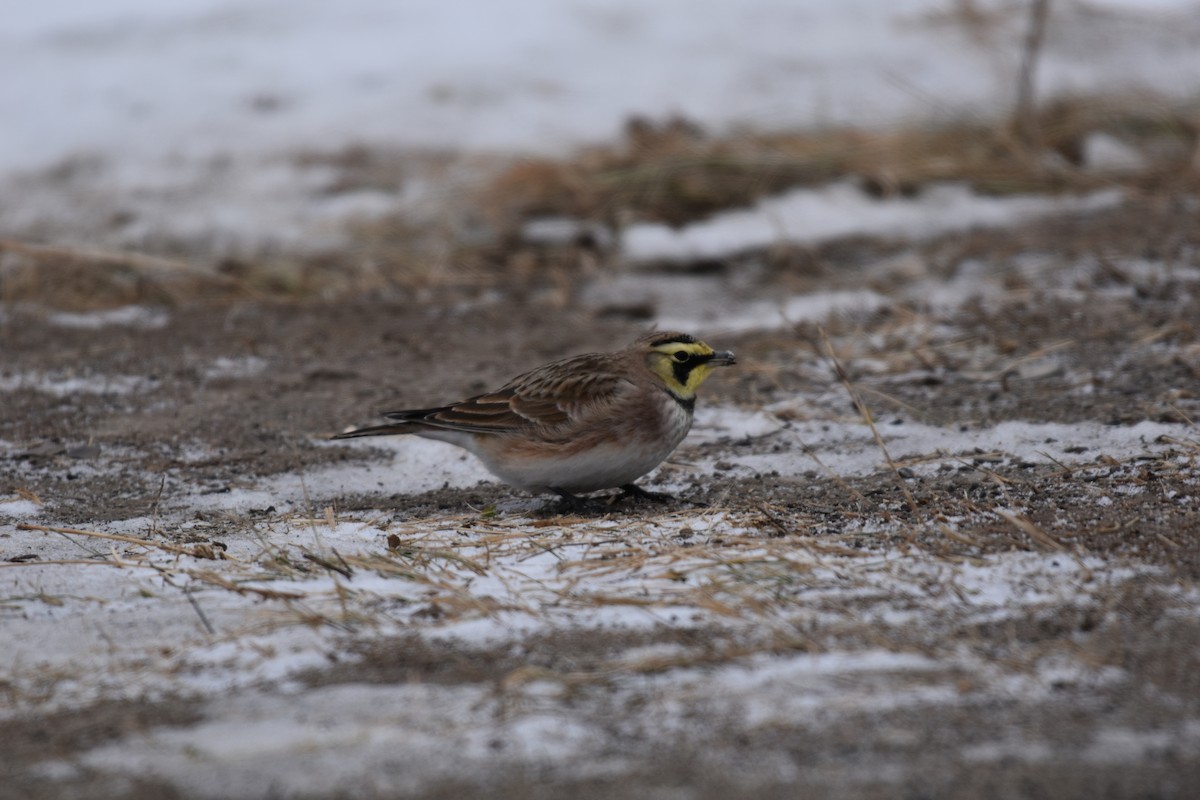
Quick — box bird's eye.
[673,351,691,363]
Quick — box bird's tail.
[330,423,413,440]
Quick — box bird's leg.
[550,488,595,513]
[619,483,674,503]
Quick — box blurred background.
[2,0,1198,310]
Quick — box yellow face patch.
[647,340,719,399]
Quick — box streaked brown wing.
[385,353,633,437]
[383,394,520,434]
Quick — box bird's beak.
[708,350,737,366]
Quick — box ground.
[3,149,1199,797]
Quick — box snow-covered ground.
[3,393,1194,794]
[4,2,1200,796]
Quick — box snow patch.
[621,183,1124,264]
[0,372,159,397]
[203,356,268,380]
[46,306,170,330]
[0,498,41,518]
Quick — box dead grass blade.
[0,239,200,276]
[302,550,354,578]
[185,569,307,600]
[17,523,232,561]
[818,326,921,522]
[0,238,260,308]
[994,510,1066,552]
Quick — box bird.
[332,331,736,505]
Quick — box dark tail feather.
[330,423,413,440]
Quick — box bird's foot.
[549,488,605,514]
[616,483,674,503]
[544,485,679,515]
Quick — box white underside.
[478,439,681,494]
[409,399,693,494]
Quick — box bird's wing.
[385,354,635,438]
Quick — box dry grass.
[482,95,1199,229]
[0,238,257,310]
[3,95,1196,311]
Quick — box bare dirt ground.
[3,131,1200,797]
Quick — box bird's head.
[639,331,736,400]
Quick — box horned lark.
[333,331,736,503]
